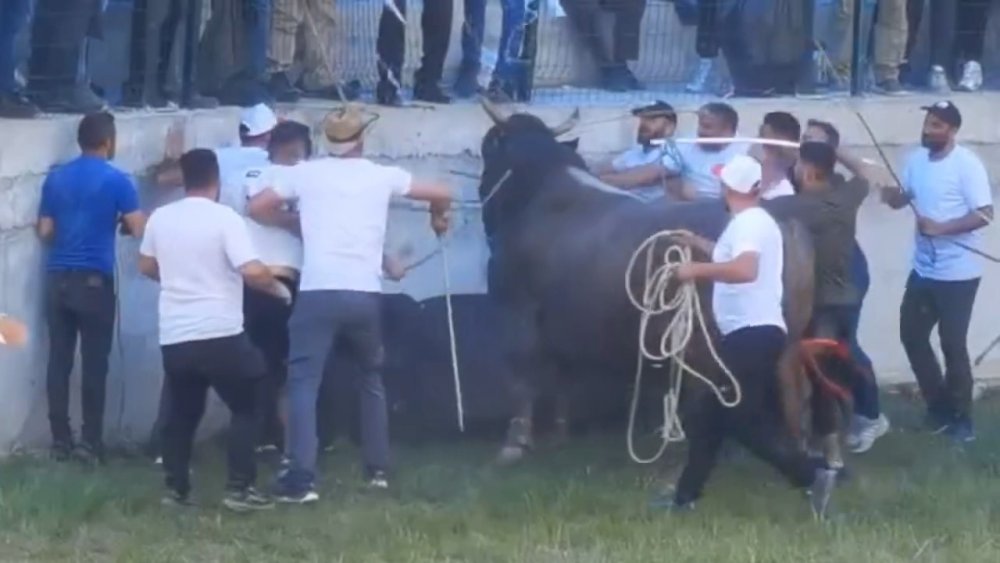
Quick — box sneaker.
[223,487,275,512]
[453,64,482,99]
[685,58,714,93]
[873,78,907,96]
[256,444,279,454]
[945,419,976,444]
[0,91,40,118]
[154,456,163,466]
[51,442,73,462]
[366,470,389,490]
[161,490,195,508]
[413,81,451,104]
[924,411,952,435]
[273,473,320,504]
[957,60,983,92]
[648,494,696,513]
[928,65,951,93]
[808,468,837,521]
[73,442,104,466]
[376,80,402,107]
[847,414,890,454]
[34,85,107,114]
[599,65,631,92]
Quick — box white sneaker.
[848,414,890,454]
[957,60,983,92]
[928,65,951,93]
[685,58,714,93]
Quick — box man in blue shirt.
[37,111,146,463]
[882,101,994,443]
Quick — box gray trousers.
[285,290,389,484]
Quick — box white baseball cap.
[240,103,278,137]
[713,155,762,194]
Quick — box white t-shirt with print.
[712,206,786,336]
[902,145,993,281]
[611,144,666,202]
[243,164,303,271]
[214,145,270,214]
[140,197,259,346]
[661,142,749,199]
[270,157,413,292]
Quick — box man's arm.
[138,254,160,281]
[37,217,55,242]
[37,175,55,242]
[880,186,912,210]
[247,188,301,236]
[382,253,406,281]
[599,163,669,190]
[918,206,993,237]
[684,252,759,284]
[119,211,147,238]
[152,124,186,188]
[407,180,453,236]
[239,260,287,296]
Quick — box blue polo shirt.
[38,155,140,275]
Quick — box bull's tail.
[798,338,868,409]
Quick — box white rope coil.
[624,230,742,464]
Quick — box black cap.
[920,100,962,129]
[632,100,677,121]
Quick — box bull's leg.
[498,377,537,465]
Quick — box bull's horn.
[550,108,581,137]
[479,96,511,125]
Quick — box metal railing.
[2,0,998,116]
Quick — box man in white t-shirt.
[601,102,748,201]
[882,101,994,444]
[154,103,277,214]
[660,155,837,518]
[139,149,292,512]
[248,107,453,503]
[756,111,799,200]
[594,101,678,202]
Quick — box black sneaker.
[413,82,451,104]
[0,91,40,118]
[73,442,104,466]
[599,65,631,92]
[808,468,837,521]
[366,470,389,490]
[376,81,402,107]
[453,65,481,99]
[223,487,275,512]
[485,79,515,103]
[34,85,107,114]
[268,72,302,103]
[161,489,195,508]
[945,419,976,444]
[51,441,73,462]
[273,472,320,504]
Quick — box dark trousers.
[0,0,32,93]
[243,277,297,448]
[954,0,993,61]
[905,0,956,71]
[695,0,720,59]
[560,0,646,67]
[28,0,95,92]
[810,304,860,436]
[377,0,453,87]
[675,325,816,505]
[45,271,116,449]
[847,244,880,419]
[125,0,184,97]
[283,290,389,487]
[160,333,262,496]
[900,271,980,422]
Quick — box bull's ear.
[560,138,580,150]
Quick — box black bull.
[475,106,840,464]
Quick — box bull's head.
[478,98,582,208]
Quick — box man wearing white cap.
[248,106,452,504]
[657,154,838,519]
[155,104,278,215]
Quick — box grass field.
[2,397,1000,563]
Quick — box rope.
[623,231,741,464]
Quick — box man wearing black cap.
[882,101,993,444]
[595,101,677,201]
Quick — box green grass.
[2,398,1000,562]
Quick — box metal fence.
[2,0,1000,116]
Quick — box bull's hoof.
[496,445,527,465]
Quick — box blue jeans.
[282,290,389,489]
[0,0,32,93]
[461,0,528,81]
[848,242,880,419]
[245,0,270,79]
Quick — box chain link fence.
[2,0,1000,117]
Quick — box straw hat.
[323,104,379,155]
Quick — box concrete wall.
[3,92,1000,453]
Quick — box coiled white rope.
[624,231,742,464]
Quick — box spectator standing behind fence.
[267,0,361,102]
[953,0,994,92]
[0,0,37,117]
[559,0,647,92]
[902,0,956,93]
[26,0,107,113]
[673,0,720,94]
[454,0,531,101]
[377,0,453,105]
[831,0,908,94]
[36,112,147,464]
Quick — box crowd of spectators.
[0,0,997,119]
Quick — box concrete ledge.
[2,92,1000,453]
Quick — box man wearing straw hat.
[249,105,453,504]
